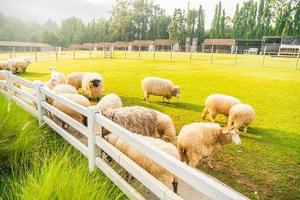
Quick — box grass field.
[2,53,300,200]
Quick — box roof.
[113,41,130,47]
[97,42,114,48]
[203,39,235,46]
[132,40,153,46]
[154,39,173,46]
[0,41,54,48]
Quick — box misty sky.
[0,0,251,28]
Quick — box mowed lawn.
[18,55,300,200]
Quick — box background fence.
[0,70,248,200]
[0,45,299,69]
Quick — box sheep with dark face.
[177,122,241,168]
[66,72,86,90]
[142,77,180,102]
[82,73,104,100]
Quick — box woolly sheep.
[154,110,177,144]
[201,94,241,123]
[227,103,256,133]
[102,106,159,138]
[142,77,180,101]
[51,94,90,128]
[0,61,8,70]
[105,133,179,193]
[46,67,65,89]
[7,60,17,74]
[52,84,78,95]
[66,72,86,90]
[96,93,122,112]
[177,122,241,168]
[82,73,104,100]
[14,58,31,73]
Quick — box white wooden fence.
[0,70,248,200]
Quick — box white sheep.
[66,72,86,90]
[154,110,177,144]
[227,103,256,133]
[102,106,159,138]
[96,93,122,112]
[142,77,180,101]
[105,133,179,193]
[0,61,8,70]
[7,60,17,74]
[14,58,31,73]
[51,93,90,128]
[82,73,104,100]
[52,84,78,95]
[201,94,241,123]
[46,67,65,89]
[177,122,241,168]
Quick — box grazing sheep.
[66,72,86,90]
[14,58,31,73]
[51,94,90,128]
[142,77,180,101]
[154,110,177,144]
[201,94,241,123]
[105,133,179,193]
[46,67,65,89]
[0,61,8,70]
[177,122,241,168]
[7,60,17,74]
[227,103,256,133]
[96,93,122,112]
[82,73,104,100]
[52,84,78,95]
[102,106,159,138]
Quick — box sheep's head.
[172,86,180,98]
[49,66,56,71]
[89,79,102,88]
[221,128,241,145]
[104,134,119,146]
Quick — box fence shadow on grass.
[155,101,204,113]
[19,72,49,79]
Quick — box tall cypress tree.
[219,10,225,38]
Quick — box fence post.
[87,106,100,172]
[55,47,58,61]
[139,45,141,60]
[35,50,38,62]
[262,46,266,67]
[170,46,173,62]
[296,48,300,70]
[210,45,214,64]
[10,47,12,59]
[124,46,127,59]
[34,81,45,126]
[189,50,192,64]
[153,46,156,61]
[234,46,238,65]
[5,71,13,99]
[89,48,92,59]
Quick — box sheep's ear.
[221,129,230,134]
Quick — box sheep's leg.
[187,151,202,167]
[209,111,217,123]
[172,178,178,194]
[201,107,208,120]
[162,96,165,102]
[143,91,149,101]
[207,152,215,169]
[244,126,248,133]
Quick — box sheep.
[104,133,179,193]
[14,58,31,73]
[82,73,104,100]
[96,93,122,112]
[7,60,17,74]
[51,94,90,129]
[201,94,241,123]
[46,67,65,89]
[66,72,86,90]
[0,61,8,70]
[52,84,78,95]
[227,103,256,133]
[102,106,159,138]
[154,110,177,144]
[177,122,241,168]
[142,77,180,102]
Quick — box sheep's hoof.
[172,180,178,194]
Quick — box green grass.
[1,53,300,200]
[17,54,300,200]
[0,96,127,200]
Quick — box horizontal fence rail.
[0,70,248,200]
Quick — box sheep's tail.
[201,107,208,119]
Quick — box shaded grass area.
[0,96,127,200]
[18,56,300,200]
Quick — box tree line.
[0,0,299,48]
